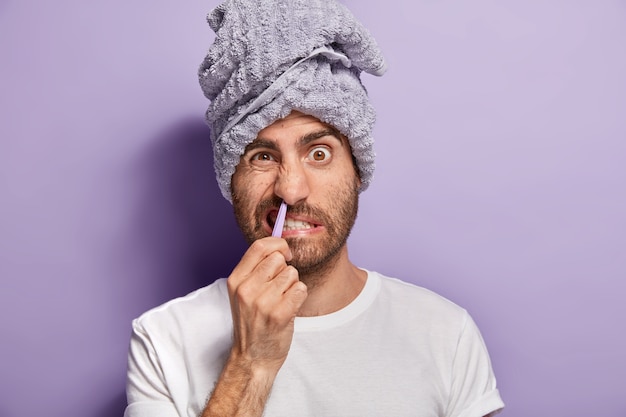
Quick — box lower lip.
[280,225,324,237]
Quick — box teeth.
[283,218,313,230]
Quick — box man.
[124,0,504,416]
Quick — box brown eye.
[251,152,275,162]
[309,147,331,162]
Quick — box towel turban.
[199,0,386,202]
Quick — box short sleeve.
[124,320,180,417]
[446,313,504,417]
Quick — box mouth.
[267,210,319,233]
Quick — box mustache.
[254,197,332,228]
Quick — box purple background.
[1,1,625,416]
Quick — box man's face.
[231,111,361,280]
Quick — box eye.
[250,152,276,162]
[308,146,331,162]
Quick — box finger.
[266,265,300,295]
[231,252,291,304]
[268,279,308,323]
[250,265,299,313]
[251,251,293,284]
[229,238,292,287]
[249,267,304,321]
[285,280,308,309]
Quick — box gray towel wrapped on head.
[199,0,386,202]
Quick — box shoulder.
[370,270,470,330]
[132,278,230,338]
[375,272,465,312]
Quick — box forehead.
[252,111,345,147]
[261,111,333,134]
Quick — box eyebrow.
[244,128,344,154]
[298,128,344,147]
[244,138,279,154]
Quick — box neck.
[296,245,367,317]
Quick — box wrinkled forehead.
[245,111,349,152]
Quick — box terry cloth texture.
[199,0,387,202]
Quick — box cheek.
[232,173,276,214]
[243,182,274,207]
[323,161,360,189]
[235,166,277,191]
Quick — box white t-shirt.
[125,270,504,417]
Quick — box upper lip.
[267,208,320,228]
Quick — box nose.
[273,159,310,205]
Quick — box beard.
[232,178,359,286]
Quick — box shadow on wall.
[96,391,126,417]
[102,117,249,416]
[131,116,248,303]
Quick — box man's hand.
[202,237,308,417]
[228,237,308,370]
